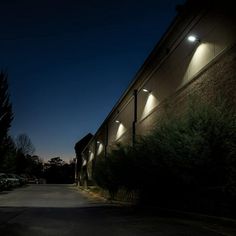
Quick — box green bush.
[94,98,236,214]
[135,99,235,207]
[93,145,133,199]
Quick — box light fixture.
[142,88,151,93]
[97,141,100,144]
[115,120,120,124]
[187,35,200,43]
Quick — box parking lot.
[0,184,235,236]
[0,184,95,208]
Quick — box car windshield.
[0,173,7,178]
[7,174,14,178]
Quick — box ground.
[0,184,235,236]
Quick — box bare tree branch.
[16,133,35,156]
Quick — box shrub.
[93,145,133,199]
[94,98,236,214]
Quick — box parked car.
[6,173,20,187]
[12,174,27,186]
[19,174,28,185]
[0,173,11,190]
[27,176,39,184]
[38,178,46,184]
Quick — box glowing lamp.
[187,35,200,42]
[142,88,151,93]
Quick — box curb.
[76,186,135,206]
[77,185,236,227]
[75,186,107,202]
[140,206,236,228]
[76,186,236,235]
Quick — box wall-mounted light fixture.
[142,88,151,93]
[187,35,200,43]
[115,120,120,124]
[97,141,100,144]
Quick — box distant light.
[188,35,199,42]
[115,120,120,124]
[142,88,150,93]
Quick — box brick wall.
[136,44,236,136]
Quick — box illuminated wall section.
[182,13,236,85]
[94,125,107,157]
[86,142,95,180]
[116,122,127,140]
[86,135,105,180]
[136,11,235,136]
[108,98,134,148]
[141,93,158,119]
[88,151,94,162]
[97,142,104,156]
[82,6,236,181]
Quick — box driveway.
[0,184,235,236]
[0,184,98,208]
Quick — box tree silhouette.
[0,71,13,165]
[48,157,65,166]
[0,135,16,172]
[44,157,74,184]
[16,133,35,156]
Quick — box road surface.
[0,184,235,236]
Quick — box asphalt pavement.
[0,184,235,236]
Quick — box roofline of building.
[82,0,207,152]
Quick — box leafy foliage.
[0,71,13,165]
[94,146,131,199]
[0,72,13,144]
[16,133,35,156]
[0,72,43,178]
[0,134,43,178]
[44,157,75,184]
[93,99,236,214]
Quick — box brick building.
[81,0,236,184]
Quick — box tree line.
[0,71,43,178]
[0,71,75,183]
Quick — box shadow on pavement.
[0,205,235,236]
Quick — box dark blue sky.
[0,0,184,161]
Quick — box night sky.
[0,0,184,161]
